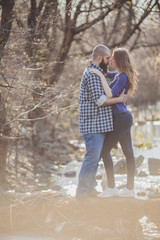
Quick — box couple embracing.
[76,44,138,198]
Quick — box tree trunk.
[49,30,73,84]
[25,0,38,57]
[0,94,10,191]
[49,0,73,84]
[0,0,15,62]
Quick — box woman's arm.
[102,89,127,106]
[89,69,112,98]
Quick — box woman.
[90,48,138,198]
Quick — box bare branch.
[73,1,127,35]
[72,0,85,25]
[36,0,44,17]
[110,0,159,48]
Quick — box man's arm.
[102,89,127,106]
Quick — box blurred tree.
[0,0,15,62]
[1,0,160,82]
[22,0,160,83]
[0,0,14,190]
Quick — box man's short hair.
[92,44,110,60]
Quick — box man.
[76,44,127,197]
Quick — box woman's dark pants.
[101,111,135,190]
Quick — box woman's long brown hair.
[113,48,138,94]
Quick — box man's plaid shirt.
[79,63,113,135]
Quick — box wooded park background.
[0,0,160,192]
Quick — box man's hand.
[86,59,92,67]
[119,89,127,103]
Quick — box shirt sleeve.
[86,73,106,106]
[96,95,107,106]
[110,73,128,97]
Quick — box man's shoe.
[98,187,119,198]
[119,188,135,197]
[76,191,88,198]
[88,190,101,198]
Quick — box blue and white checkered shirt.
[79,63,113,135]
